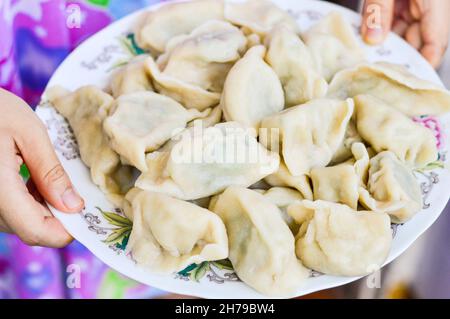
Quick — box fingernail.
[365,27,385,45]
[61,188,83,210]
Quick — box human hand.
[0,88,84,247]
[361,0,450,68]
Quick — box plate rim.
[36,0,450,298]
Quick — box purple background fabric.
[0,0,167,299]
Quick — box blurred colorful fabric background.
[0,0,167,299]
[0,0,166,106]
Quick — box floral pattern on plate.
[35,0,450,298]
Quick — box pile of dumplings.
[45,0,450,297]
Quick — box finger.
[0,137,73,247]
[409,0,423,21]
[0,215,12,233]
[405,23,423,50]
[14,118,84,213]
[26,179,45,205]
[395,0,415,23]
[417,0,450,68]
[361,0,395,45]
[422,44,447,68]
[392,19,409,37]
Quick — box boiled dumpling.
[159,20,247,93]
[330,120,362,164]
[288,200,392,276]
[210,186,309,297]
[328,62,450,116]
[310,143,369,210]
[245,32,262,49]
[258,187,304,233]
[126,189,228,273]
[145,55,220,111]
[351,142,371,185]
[264,161,313,200]
[103,92,207,172]
[303,12,365,81]
[354,94,438,168]
[359,151,423,223]
[239,25,263,50]
[311,164,358,209]
[46,86,134,207]
[260,98,354,176]
[187,105,222,128]
[135,122,280,200]
[109,55,153,98]
[261,187,304,208]
[224,0,298,35]
[136,0,224,52]
[221,45,284,131]
[265,25,328,106]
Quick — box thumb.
[15,119,84,213]
[361,0,395,45]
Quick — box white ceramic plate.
[36,0,450,298]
